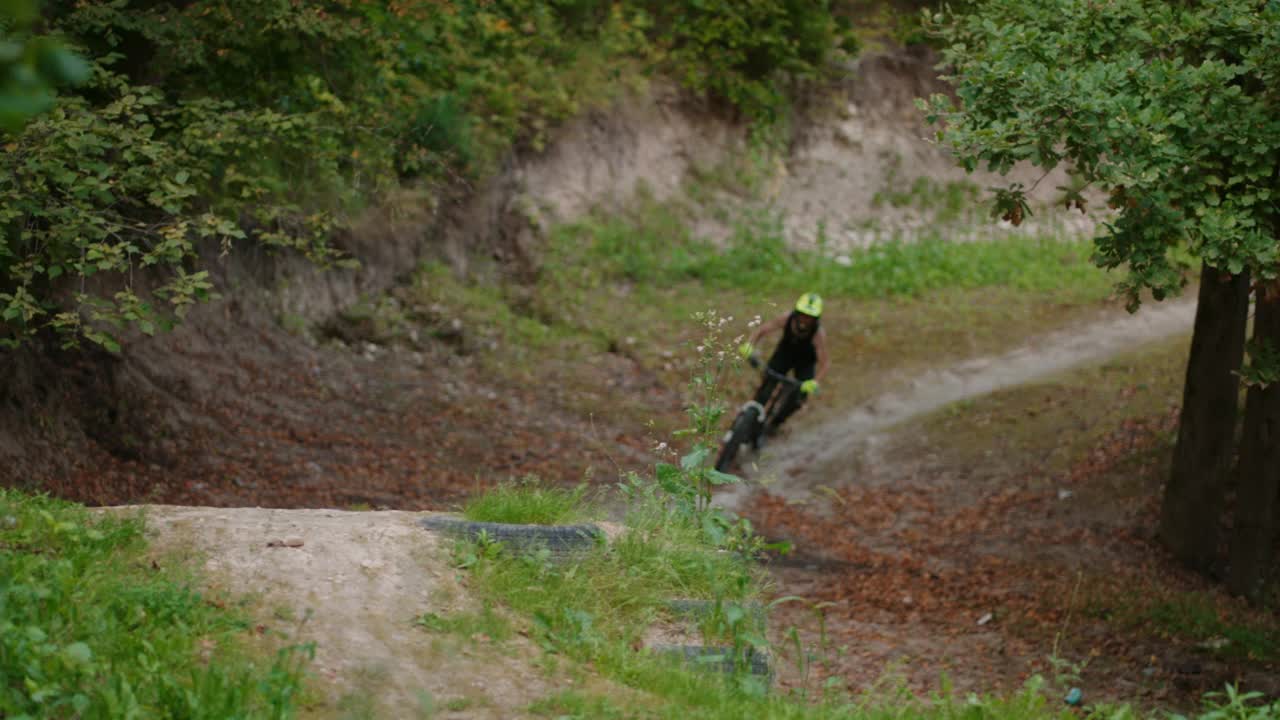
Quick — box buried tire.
[419,515,603,555]
[665,598,767,630]
[653,644,773,679]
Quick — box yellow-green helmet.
[795,292,823,318]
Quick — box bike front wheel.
[715,407,758,473]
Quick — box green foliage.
[0,0,89,132]
[643,0,857,117]
[923,0,1280,310]
[1239,337,1280,389]
[1,0,850,350]
[0,490,310,718]
[461,477,593,526]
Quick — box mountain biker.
[737,293,830,435]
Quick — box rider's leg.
[753,351,793,405]
[771,363,816,430]
[752,374,778,406]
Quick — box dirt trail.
[119,506,589,719]
[716,297,1197,511]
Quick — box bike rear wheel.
[715,407,758,473]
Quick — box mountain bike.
[714,356,803,473]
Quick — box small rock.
[834,255,853,267]
[267,537,305,548]
[977,612,993,626]
[1174,660,1204,675]
[1058,489,1074,500]
[1198,637,1230,651]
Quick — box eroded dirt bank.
[0,46,1099,500]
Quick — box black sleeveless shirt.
[774,311,819,366]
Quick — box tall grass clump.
[0,490,309,718]
[462,477,593,525]
[456,473,781,711]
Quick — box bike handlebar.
[749,355,802,386]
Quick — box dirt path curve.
[716,297,1197,511]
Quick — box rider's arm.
[747,312,789,347]
[813,327,830,382]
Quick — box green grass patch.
[1147,593,1280,661]
[528,689,630,718]
[547,201,1115,302]
[463,478,764,648]
[1124,591,1280,663]
[0,490,309,718]
[462,478,594,525]
[415,603,513,643]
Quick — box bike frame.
[742,365,801,427]
[714,359,804,472]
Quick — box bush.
[0,0,852,350]
[643,0,857,117]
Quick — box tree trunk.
[1228,282,1280,601]
[1158,263,1250,573]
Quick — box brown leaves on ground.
[749,403,1280,708]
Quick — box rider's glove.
[801,379,819,396]
[738,342,754,359]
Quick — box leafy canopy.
[1,0,851,350]
[923,0,1280,309]
[0,0,89,132]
